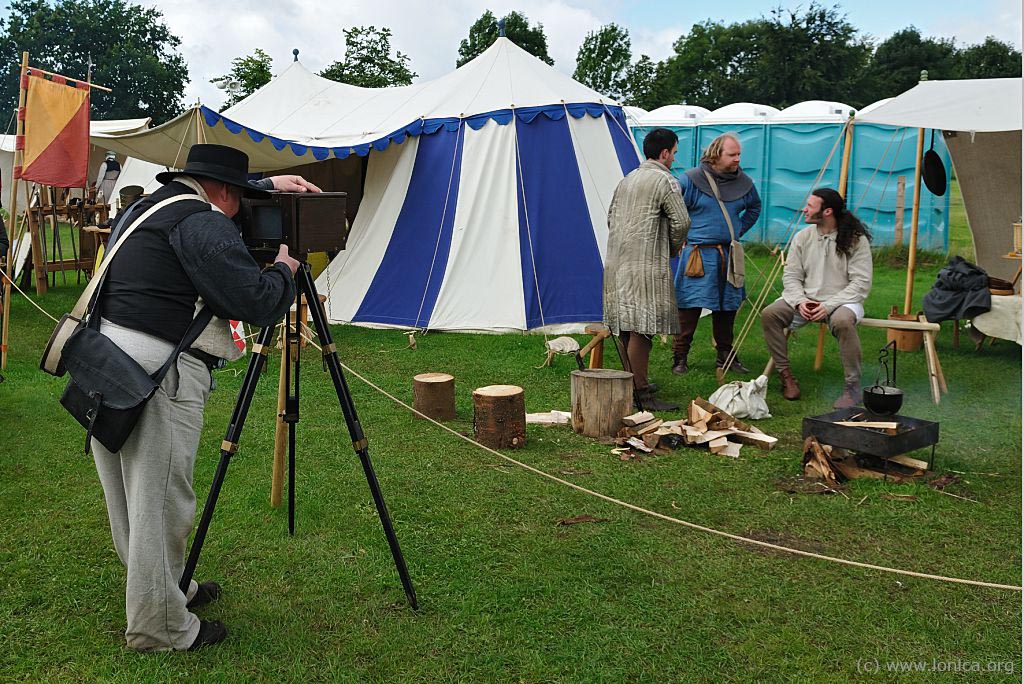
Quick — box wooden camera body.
[240,191,349,259]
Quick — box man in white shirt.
[761,188,873,409]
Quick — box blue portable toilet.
[763,100,854,244]
[850,98,952,251]
[631,105,710,175]
[697,103,779,241]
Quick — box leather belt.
[185,348,222,371]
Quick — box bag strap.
[702,168,737,243]
[70,194,206,320]
[152,306,215,383]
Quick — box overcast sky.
[119,0,1023,108]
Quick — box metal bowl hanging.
[922,129,947,197]
[862,340,904,416]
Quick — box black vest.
[100,182,213,343]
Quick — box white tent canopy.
[94,38,621,173]
[856,78,1021,133]
[96,38,637,332]
[856,78,1023,280]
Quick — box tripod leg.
[296,265,418,609]
[179,323,276,594]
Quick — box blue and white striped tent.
[95,38,641,331]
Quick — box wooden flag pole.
[2,51,29,368]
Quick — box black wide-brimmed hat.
[156,144,271,198]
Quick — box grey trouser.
[91,321,211,651]
[761,299,862,386]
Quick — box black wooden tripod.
[179,263,417,609]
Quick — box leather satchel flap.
[62,328,159,410]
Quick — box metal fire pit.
[802,407,939,468]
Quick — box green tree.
[650,19,762,110]
[867,27,958,98]
[457,10,554,67]
[648,5,875,110]
[211,48,273,110]
[320,26,416,88]
[0,0,188,124]
[622,55,657,109]
[954,37,1022,79]
[573,24,632,100]
[746,4,873,108]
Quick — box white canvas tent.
[857,78,1023,280]
[96,38,641,331]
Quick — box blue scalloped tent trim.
[199,103,621,161]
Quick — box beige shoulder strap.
[71,194,206,319]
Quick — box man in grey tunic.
[604,128,690,411]
[761,188,873,409]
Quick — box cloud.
[137,0,1019,112]
[925,0,1022,47]
[142,0,618,110]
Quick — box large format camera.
[240,191,349,260]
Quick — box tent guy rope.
[293,327,1021,593]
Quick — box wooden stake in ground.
[570,368,633,438]
[473,385,527,449]
[413,372,456,421]
[1,51,29,368]
[271,296,309,508]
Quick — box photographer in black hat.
[91,144,320,652]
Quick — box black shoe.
[637,382,659,394]
[186,581,222,610]
[671,357,689,375]
[716,353,750,375]
[188,620,227,651]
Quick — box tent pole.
[2,51,29,369]
[837,116,854,198]
[903,70,929,316]
[903,127,925,314]
[812,116,856,372]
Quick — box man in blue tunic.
[671,133,761,375]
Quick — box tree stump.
[472,385,526,449]
[413,372,456,421]
[570,369,633,437]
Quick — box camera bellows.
[472,385,526,449]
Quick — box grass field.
[1,222,1020,682]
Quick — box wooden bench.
[802,316,947,404]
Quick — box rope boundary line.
[297,330,1021,593]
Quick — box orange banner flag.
[17,71,90,187]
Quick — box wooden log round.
[472,385,526,449]
[570,369,634,438]
[413,372,456,421]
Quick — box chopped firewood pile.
[611,397,777,460]
[803,435,930,483]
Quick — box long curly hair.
[812,188,871,256]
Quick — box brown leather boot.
[778,368,801,400]
[833,384,861,409]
